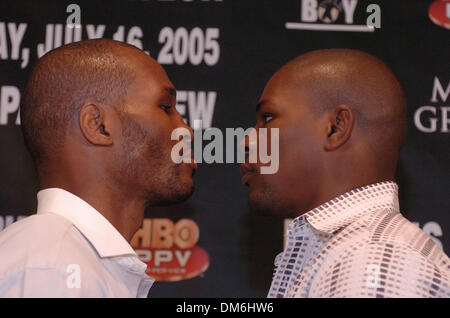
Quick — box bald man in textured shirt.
[240,49,450,298]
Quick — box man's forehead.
[161,85,177,101]
[124,55,175,97]
[164,86,176,97]
[259,72,313,114]
[117,46,168,79]
[261,70,300,101]
[130,80,176,100]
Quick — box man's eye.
[262,113,273,123]
[160,105,172,113]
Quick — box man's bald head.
[279,49,408,157]
[244,49,408,217]
[21,39,142,169]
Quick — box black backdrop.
[0,0,449,297]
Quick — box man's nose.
[240,127,257,161]
[181,121,194,140]
[174,109,194,140]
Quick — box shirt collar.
[36,188,137,258]
[297,181,400,234]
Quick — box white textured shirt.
[0,188,154,298]
[268,181,450,298]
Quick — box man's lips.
[240,163,257,186]
[189,161,198,176]
[241,172,254,186]
[181,148,197,175]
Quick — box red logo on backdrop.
[429,0,450,29]
[131,218,209,281]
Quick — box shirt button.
[274,252,283,266]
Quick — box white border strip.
[285,22,375,32]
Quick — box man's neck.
[39,178,145,242]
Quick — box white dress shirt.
[0,188,154,298]
[268,181,450,298]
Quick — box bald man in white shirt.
[0,39,196,297]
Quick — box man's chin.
[176,182,195,202]
[151,182,195,207]
[248,191,278,217]
[248,189,297,218]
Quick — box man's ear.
[78,103,113,146]
[324,105,354,151]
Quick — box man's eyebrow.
[165,87,177,97]
[256,100,267,112]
